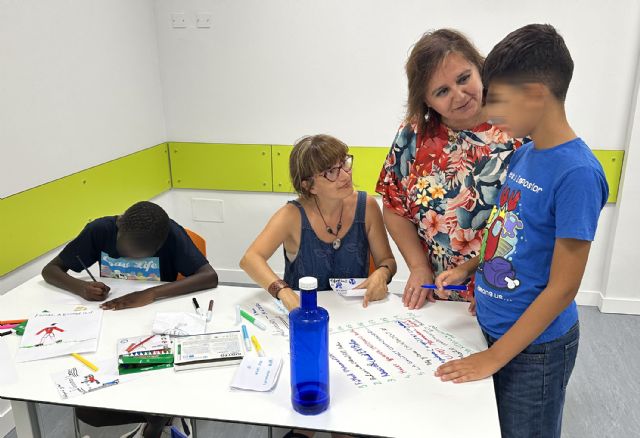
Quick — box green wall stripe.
[0,144,171,276]
[592,150,624,203]
[272,145,388,195]
[1,143,625,276]
[169,143,272,192]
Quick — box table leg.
[10,401,42,438]
[191,418,198,438]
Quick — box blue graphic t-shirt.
[475,138,609,344]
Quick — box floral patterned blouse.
[376,121,527,301]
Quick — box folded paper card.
[329,278,367,297]
[230,356,283,392]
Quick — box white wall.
[601,42,640,314]
[0,0,166,198]
[154,0,639,150]
[153,0,640,309]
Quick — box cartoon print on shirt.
[478,187,523,290]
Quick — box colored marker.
[206,300,214,322]
[126,334,156,353]
[0,319,27,325]
[251,335,265,357]
[0,324,18,330]
[421,284,467,291]
[0,331,11,337]
[241,325,252,351]
[240,309,266,330]
[71,353,99,372]
[192,297,202,316]
[76,255,97,282]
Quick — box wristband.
[267,279,290,299]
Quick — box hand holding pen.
[76,256,110,301]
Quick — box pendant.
[332,238,341,250]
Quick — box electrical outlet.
[196,12,212,28]
[171,12,187,28]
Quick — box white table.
[0,275,500,438]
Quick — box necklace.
[314,197,343,250]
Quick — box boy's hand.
[81,282,111,301]
[403,267,435,310]
[434,267,469,299]
[100,290,154,310]
[435,349,503,383]
[355,269,388,308]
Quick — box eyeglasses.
[321,155,354,182]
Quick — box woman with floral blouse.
[376,29,527,312]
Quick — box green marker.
[240,309,266,330]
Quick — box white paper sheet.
[16,307,103,363]
[230,356,283,392]
[152,312,207,336]
[51,358,139,399]
[329,313,477,390]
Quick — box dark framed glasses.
[321,155,354,182]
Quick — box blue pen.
[241,325,252,351]
[421,284,467,291]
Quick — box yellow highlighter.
[251,335,265,357]
[71,353,99,372]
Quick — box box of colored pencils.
[117,334,174,375]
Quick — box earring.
[424,107,431,122]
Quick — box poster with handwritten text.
[329,314,476,389]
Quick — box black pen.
[192,297,202,316]
[76,255,97,282]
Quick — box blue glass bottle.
[289,276,330,415]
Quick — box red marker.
[126,335,156,353]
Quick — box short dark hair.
[405,29,484,135]
[482,24,574,101]
[118,201,170,252]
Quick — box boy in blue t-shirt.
[434,24,609,437]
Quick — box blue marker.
[421,284,467,291]
[241,325,252,351]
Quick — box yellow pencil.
[71,353,99,372]
[251,335,265,357]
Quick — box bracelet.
[267,279,290,299]
[377,264,393,284]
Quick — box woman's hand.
[355,269,389,308]
[278,288,300,312]
[402,267,435,310]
